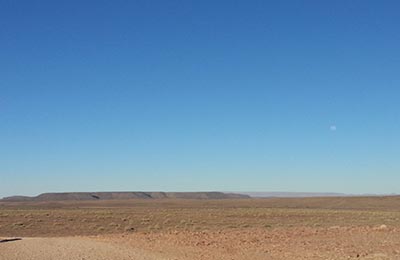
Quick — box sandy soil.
[0,237,165,260]
[2,226,400,260]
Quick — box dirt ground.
[1,197,400,259]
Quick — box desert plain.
[1,196,400,259]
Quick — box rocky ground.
[100,226,400,260]
[2,197,400,259]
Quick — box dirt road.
[0,237,164,260]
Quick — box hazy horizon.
[1,1,399,198]
[2,190,399,200]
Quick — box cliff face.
[2,192,250,201]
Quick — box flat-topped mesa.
[1,192,250,201]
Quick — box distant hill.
[1,192,250,201]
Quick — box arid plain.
[1,196,400,259]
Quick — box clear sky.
[1,1,399,198]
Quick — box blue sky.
[1,1,399,197]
